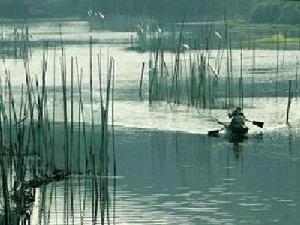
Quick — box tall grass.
[0,36,116,224]
[146,19,238,109]
[142,20,298,109]
[0,25,31,59]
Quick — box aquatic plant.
[0,35,116,224]
[141,18,298,109]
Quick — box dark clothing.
[229,109,246,129]
[229,110,245,118]
[230,115,245,128]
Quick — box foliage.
[0,0,299,25]
[247,33,300,49]
[251,1,300,24]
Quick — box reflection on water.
[0,20,134,44]
[27,128,300,225]
[1,20,300,224]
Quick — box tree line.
[0,0,299,24]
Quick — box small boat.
[225,125,249,136]
[208,115,263,138]
[208,122,248,137]
[224,124,249,143]
[225,114,249,136]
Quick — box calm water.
[29,127,300,225]
[1,20,300,224]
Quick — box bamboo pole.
[252,38,256,100]
[70,57,74,173]
[76,57,81,173]
[286,80,293,123]
[239,44,244,108]
[276,32,279,98]
[61,56,69,172]
[296,59,299,98]
[89,36,94,173]
[0,152,10,225]
[139,62,145,99]
[52,46,56,170]
[112,55,116,225]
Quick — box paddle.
[208,127,224,136]
[14,116,27,125]
[211,117,226,126]
[208,118,226,136]
[245,119,264,128]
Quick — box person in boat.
[228,107,246,130]
[228,107,244,118]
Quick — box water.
[1,20,300,225]
[30,129,300,225]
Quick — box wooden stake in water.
[139,62,145,99]
[90,36,95,158]
[70,57,74,172]
[239,43,244,108]
[276,32,280,98]
[112,56,117,225]
[61,56,69,172]
[286,80,293,123]
[296,59,299,98]
[0,152,10,225]
[52,46,57,171]
[252,39,256,100]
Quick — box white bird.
[97,11,104,19]
[137,25,144,34]
[209,64,219,78]
[157,26,162,33]
[0,33,6,39]
[214,31,222,40]
[181,43,190,51]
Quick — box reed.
[89,36,94,174]
[0,141,10,225]
[239,43,244,108]
[112,57,117,225]
[139,62,145,99]
[286,80,293,123]
[61,54,69,172]
[0,34,116,223]
[70,57,74,173]
[276,32,280,98]
[52,46,57,171]
[144,17,257,109]
[296,59,299,97]
[224,17,234,108]
[75,57,82,173]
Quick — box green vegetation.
[0,37,116,224]
[0,0,299,26]
[135,20,300,51]
[139,17,300,109]
[251,1,300,24]
[247,33,300,49]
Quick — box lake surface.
[1,20,300,225]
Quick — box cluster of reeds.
[141,18,300,109]
[136,22,210,52]
[136,22,178,51]
[0,25,31,59]
[0,36,116,224]
[136,19,300,52]
[143,19,241,110]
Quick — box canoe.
[225,125,249,135]
[208,118,249,138]
[224,125,249,143]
